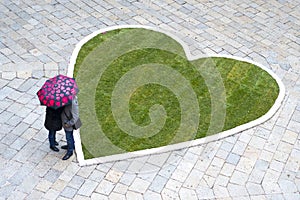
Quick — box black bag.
[73,118,82,130]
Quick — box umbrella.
[37,74,79,109]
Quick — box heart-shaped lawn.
[68,26,284,165]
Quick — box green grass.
[95,48,210,151]
[73,28,279,159]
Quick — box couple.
[44,96,80,160]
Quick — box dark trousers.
[65,130,75,154]
[48,130,56,147]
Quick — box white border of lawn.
[67,25,285,166]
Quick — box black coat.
[44,107,64,131]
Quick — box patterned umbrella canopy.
[37,74,79,109]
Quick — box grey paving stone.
[37,54,52,63]
[0,86,14,100]
[231,141,247,156]
[89,170,105,182]
[56,161,79,179]
[158,164,177,179]
[10,137,28,150]
[112,182,128,195]
[179,187,198,200]
[9,162,36,186]
[254,159,269,171]
[12,122,30,136]
[43,188,60,200]
[31,118,44,130]
[28,149,47,164]
[17,78,38,92]
[0,98,13,111]
[0,185,16,199]
[7,53,24,64]
[76,165,96,179]
[1,132,18,146]
[105,168,123,183]
[20,127,38,141]
[15,107,31,118]
[7,78,25,89]
[0,158,20,179]
[195,185,214,199]
[17,172,39,194]
[249,136,266,149]
[6,115,23,126]
[254,127,271,139]
[170,169,189,185]
[129,177,151,193]
[44,168,63,183]
[230,170,249,185]
[283,193,300,200]
[278,179,298,193]
[13,139,40,163]
[17,38,35,51]
[0,79,9,88]
[165,178,182,194]
[148,175,168,193]
[0,47,13,56]
[137,167,159,183]
[287,120,300,133]
[226,153,241,165]
[119,172,136,187]
[61,186,78,198]
[35,179,52,193]
[6,101,24,114]
[33,161,56,179]
[16,93,34,105]
[7,90,23,102]
[125,190,143,200]
[69,175,85,190]
[23,112,39,124]
[95,179,115,195]
[0,53,11,65]
[7,190,27,200]
[91,193,110,199]
[227,183,249,197]
[0,141,8,155]
[25,189,44,200]
[31,70,44,79]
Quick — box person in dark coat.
[44,106,64,152]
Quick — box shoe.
[50,146,59,152]
[62,152,73,160]
[55,141,59,146]
[61,145,68,150]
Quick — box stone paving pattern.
[0,0,299,199]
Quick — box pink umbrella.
[37,75,79,109]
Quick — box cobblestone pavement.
[0,0,299,199]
